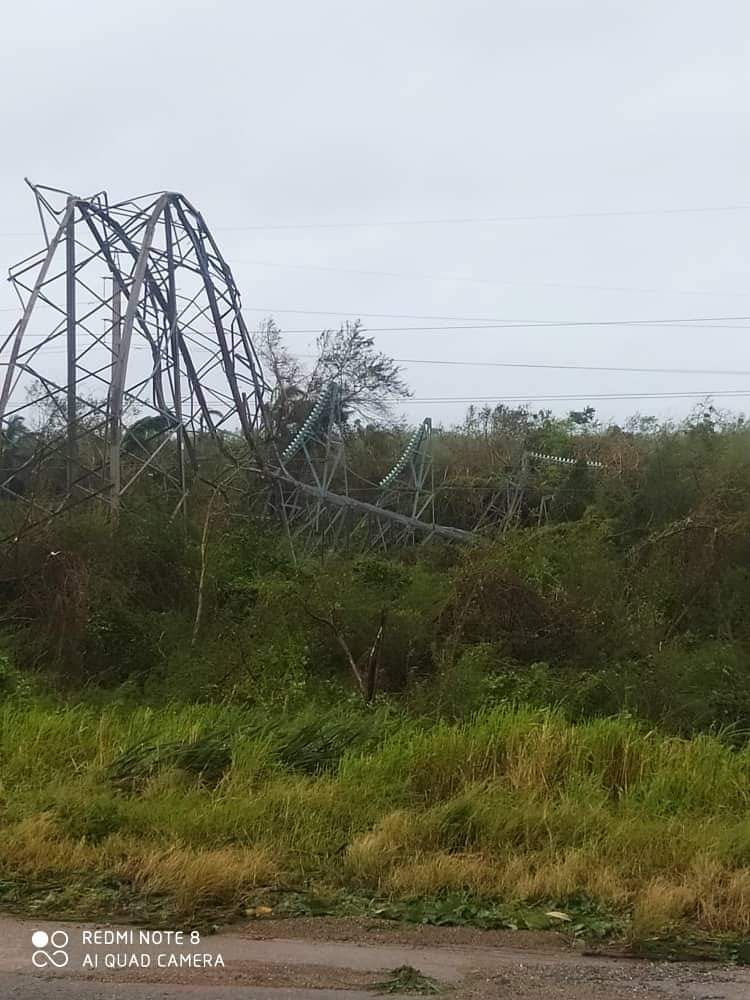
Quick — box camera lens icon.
[32,929,69,968]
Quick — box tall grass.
[1,698,750,933]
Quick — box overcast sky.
[1,0,749,427]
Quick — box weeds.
[273,718,371,774]
[2,699,750,943]
[108,733,233,788]
[369,966,444,995]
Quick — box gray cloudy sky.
[1,0,749,427]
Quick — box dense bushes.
[0,509,192,682]
[3,409,750,737]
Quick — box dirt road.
[0,915,748,999]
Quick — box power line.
[2,202,750,240]
[243,305,750,327]
[17,343,750,383]
[21,338,750,385]
[278,316,750,334]
[398,390,750,404]
[297,354,750,378]
[237,257,750,300]
[4,357,743,404]
[6,303,750,333]
[211,203,750,232]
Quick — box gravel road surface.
[1,915,748,999]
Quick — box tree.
[569,406,597,428]
[307,321,410,422]
[258,318,411,431]
[257,318,308,438]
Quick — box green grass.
[1,696,750,949]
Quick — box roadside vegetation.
[2,350,750,954]
[2,694,750,952]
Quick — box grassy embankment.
[2,697,749,952]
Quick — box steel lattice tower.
[0,181,473,548]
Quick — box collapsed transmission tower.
[0,181,472,547]
[367,417,435,546]
[0,180,270,520]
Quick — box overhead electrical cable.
[235,258,750,300]
[5,304,750,332]
[296,354,750,378]
[210,203,750,232]
[1,201,750,239]
[240,305,750,326]
[278,316,750,334]
[397,390,750,404]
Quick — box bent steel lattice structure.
[0,181,473,548]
